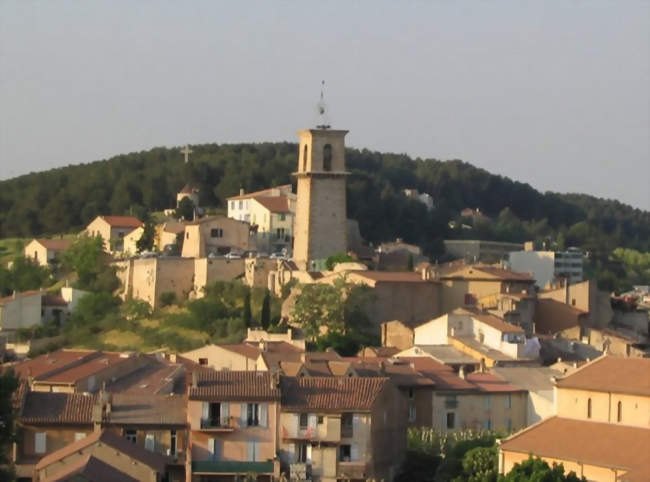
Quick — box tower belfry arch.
[293,83,349,271]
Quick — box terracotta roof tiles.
[554,355,650,396]
[281,376,390,412]
[189,370,281,401]
[32,238,73,251]
[227,184,292,201]
[500,417,650,476]
[100,216,143,228]
[43,455,138,482]
[21,391,96,424]
[253,196,291,214]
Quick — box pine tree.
[261,289,271,330]
[243,291,252,327]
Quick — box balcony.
[200,416,236,431]
[192,460,275,474]
[338,461,366,479]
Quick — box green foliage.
[0,369,19,481]
[325,252,356,270]
[0,255,51,296]
[458,446,498,482]
[135,222,155,253]
[395,450,442,482]
[403,428,502,482]
[311,330,380,357]
[61,234,119,292]
[121,298,152,319]
[159,291,177,307]
[292,276,374,341]
[260,289,271,330]
[175,196,195,221]
[501,456,585,482]
[243,291,252,327]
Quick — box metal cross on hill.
[180,144,193,163]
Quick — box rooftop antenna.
[316,80,331,129]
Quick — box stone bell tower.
[292,87,348,271]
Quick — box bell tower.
[293,84,348,271]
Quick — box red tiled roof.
[281,377,390,412]
[21,391,96,424]
[189,370,281,401]
[462,308,525,334]
[43,455,138,482]
[349,271,434,283]
[178,183,198,194]
[41,295,68,307]
[35,430,167,474]
[500,417,650,476]
[13,350,99,380]
[43,352,129,384]
[32,238,73,251]
[99,216,143,228]
[253,196,291,214]
[347,358,435,388]
[107,394,187,426]
[555,355,650,396]
[398,357,476,391]
[227,184,292,201]
[465,372,524,393]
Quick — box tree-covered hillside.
[1,142,648,270]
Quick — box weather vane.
[316,80,330,129]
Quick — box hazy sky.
[1,1,648,209]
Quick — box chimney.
[239,188,245,196]
[191,371,198,389]
[479,358,486,373]
[458,365,466,379]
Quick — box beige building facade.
[24,238,72,267]
[85,215,143,253]
[293,128,349,271]
[181,216,251,258]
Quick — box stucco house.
[499,356,650,481]
[85,215,143,253]
[23,238,72,267]
[181,215,251,258]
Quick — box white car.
[224,252,242,259]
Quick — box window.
[280,214,286,221]
[303,144,308,171]
[198,358,208,366]
[571,298,576,306]
[297,443,309,463]
[408,388,414,400]
[208,438,220,460]
[505,393,512,409]
[210,228,223,238]
[408,404,416,422]
[317,415,324,424]
[35,433,46,454]
[170,430,177,455]
[230,201,234,210]
[299,413,309,429]
[239,200,243,209]
[587,398,592,419]
[246,403,264,427]
[247,441,258,461]
[341,413,354,437]
[617,401,622,422]
[339,444,352,462]
[446,412,455,429]
[145,433,155,452]
[186,232,189,239]
[464,293,476,306]
[323,144,332,171]
[484,395,491,410]
[74,433,86,442]
[125,430,137,444]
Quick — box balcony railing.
[192,460,275,474]
[200,416,236,430]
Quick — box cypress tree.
[261,289,271,330]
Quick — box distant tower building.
[293,84,348,271]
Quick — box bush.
[159,291,177,307]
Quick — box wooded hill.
[1,142,648,265]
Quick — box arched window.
[587,398,592,419]
[617,401,622,422]
[302,145,308,171]
[323,144,332,171]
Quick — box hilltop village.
[0,120,648,482]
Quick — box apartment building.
[187,370,281,481]
[279,377,406,482]
[509,247,584,288]
[499,356,650,481]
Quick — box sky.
[1,1,648,210]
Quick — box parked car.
[224,252,242,259]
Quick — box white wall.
[509,251,555,288]
[414,314,449,345]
